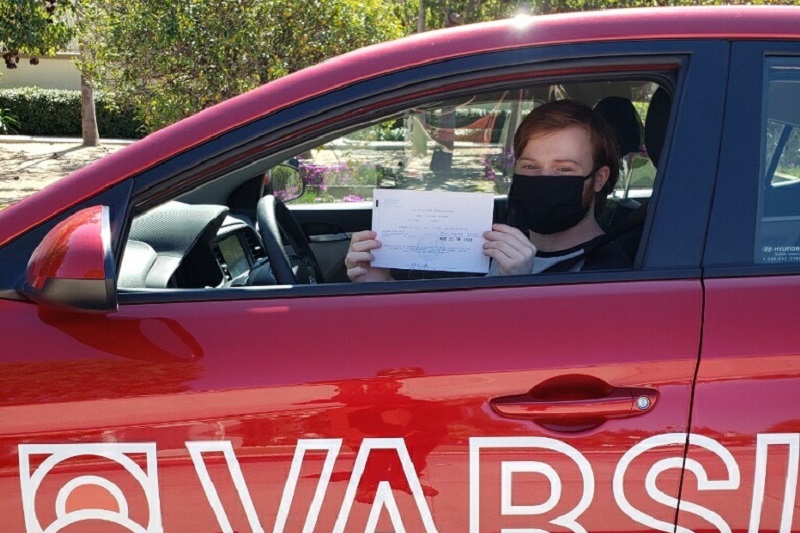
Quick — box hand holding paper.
[371,189,494,273]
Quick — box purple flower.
[483,148,515,180]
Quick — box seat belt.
[542,199,649,273]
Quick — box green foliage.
[534,0,800,13]
[80,0,403,133]
[0,107,20,133]
[346,118,406,142]
[374,122,407,142]
[0,0,76,69]
[396,0,800,22]
[390,0,516,32]
[0,87,143,138]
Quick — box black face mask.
[508,171,596,235]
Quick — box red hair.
[514,100,619,212]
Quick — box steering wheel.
[256,195,325,285]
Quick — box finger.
[484,228,532,248]
[484,240,531,262]
[349,238,381,253]
[345,251,374,269]
[490,223,530,240]
[484,233,536,266]
[350,230,377,245]
[483,232,535,256]
[347,265,369,281]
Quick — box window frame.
[117,41,727,304]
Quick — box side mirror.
[22,205,118,313]
[267,161,304,202]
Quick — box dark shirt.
[542,234,633,273]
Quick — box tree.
[533,0,800,14]
[399,0,800,26]
[80,0,404,133]
[0,0,101,147]
[0,0,75,69]
[391,0,516,32]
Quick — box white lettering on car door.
[187,437,436,533]
[469,437,595,533]
[332,438,437,533]
[613,433,740,533]
[17,433,800,532]
[749,433,799,533]
[18,442,162,533]
[188,438,346,533]
[186,440,266,533]
[274,439,342,533]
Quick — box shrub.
[299,160,383,189]
[0,108,21,134]
[0,87,144,139]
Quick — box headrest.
[644,88,672,168]
[593,96,643,156]
[118,240,157,288]
[126,201,229,288]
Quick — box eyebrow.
[516,157,582,166]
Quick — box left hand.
[483,223,537,275]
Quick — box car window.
[276,91,524,205]
[277,84,659,205]
[121,78,668,291]
[755,58,800,264]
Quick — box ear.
[592,166,610,192]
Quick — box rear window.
[755,57,800,264]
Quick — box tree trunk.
[466,0,477,21]
[81,74,100,147]
[417,0,426,33]
[77,1,99,147]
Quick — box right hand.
[345,230,391,282]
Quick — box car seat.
[119,201,230,288]
[645,87,671,170]
[594,88,672,263]
[593,96,645,232]
[594,95,644,170]
[614,87,672,261]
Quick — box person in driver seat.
[345,99,632,282]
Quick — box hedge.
[0,88,144,139]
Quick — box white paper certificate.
[371,189,494,273]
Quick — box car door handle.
[489,384,658,422]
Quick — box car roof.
[2,5,800,246]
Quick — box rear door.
[687,42,800,532]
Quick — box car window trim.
[118,267,704,305]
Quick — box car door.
[0,40,727,532]
[685,42,800,533]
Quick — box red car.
[2,6,800,532]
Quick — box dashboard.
[119,202,269,289]
[209,222,267,287]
